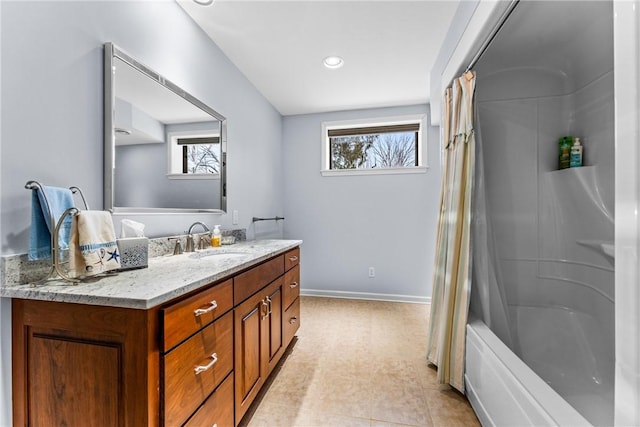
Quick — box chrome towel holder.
[25,180,90,284]
[252,216,285,223]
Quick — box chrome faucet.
[185,221,210,252]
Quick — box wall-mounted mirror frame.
[104,42,227,214]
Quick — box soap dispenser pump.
[212,225,222,247]
[570,137,583,167]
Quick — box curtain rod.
[465,0,520,73]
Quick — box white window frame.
[167,129,221,180]
[321,114,428,177]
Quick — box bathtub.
[465,316,593,427]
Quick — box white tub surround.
[613,1,640,425]
[434,0,622,425]
[466,318,591,427]
[0,239,302,309]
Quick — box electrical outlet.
[368,267,375,278]
[232,210,239,225]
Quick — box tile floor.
[241,296,480,427]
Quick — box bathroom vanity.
[6,240,301,427]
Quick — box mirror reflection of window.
[167,125,221,179]
[176,135,220,175]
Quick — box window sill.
[320,166,428,177]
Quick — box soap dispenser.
[570,137,583,167]
[212,225,222,247]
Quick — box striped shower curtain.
[426,71,476,393]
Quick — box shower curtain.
[426,71,476,393]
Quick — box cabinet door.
[12,299,158,427]
[263,279,284,377]
[234,291,267,423]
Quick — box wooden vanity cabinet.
[11,299,161,427]
[11,247,300,427]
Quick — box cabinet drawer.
[183,373,234,427]
[283,297,300,347]
[284,247,300,272]
[164,312,233,427]
[234,255,284,304]
[162,279,233,352]
[283,264,300,310]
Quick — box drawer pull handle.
[261,299,269,319]
[266,296,273,315]
[289,281,299,289]
[288,255,298,262]
[194,353,218,375]
[194,300,218,316]
[289,316,298,324]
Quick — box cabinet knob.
[289,316,298,324]
[289,281,299,289]
[194,353,218,375]
[194,300,218,317]
[288,256,298,262]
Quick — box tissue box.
[117,237,149,270]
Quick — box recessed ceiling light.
[193,0,214,5]
[323,56,344,69]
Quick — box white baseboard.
[300,288,431,304]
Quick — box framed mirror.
[104,42,227,213]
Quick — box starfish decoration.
[107,248,120,263]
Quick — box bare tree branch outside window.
[184,144,220,174]
[330,131,416,169]
[369,133,416,168]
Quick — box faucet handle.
[185,234,195,252]
[168,237,183,255]
[198,233,211,250]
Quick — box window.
[322,115,426,176]
[168,131,220,179]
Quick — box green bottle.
[559,136,572,169]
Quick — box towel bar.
[252,216,285,223]
[25,180,90,284]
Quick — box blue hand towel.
[29,186,75,261]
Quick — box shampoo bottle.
[570,137,583,167]
[212,225,222,247]
[559,136,572,169]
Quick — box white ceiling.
[177,0,459,116]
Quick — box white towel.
[70,211,121,278]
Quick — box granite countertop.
[0,239,302,309]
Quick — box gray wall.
[0,0,285,247]
[282,105,441,302]
[0,1,284,424]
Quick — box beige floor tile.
[241,297,479,427]
[424,389,480,427]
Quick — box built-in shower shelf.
[577,239,614,265]
[550,165,594,173]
